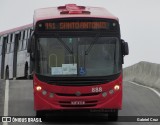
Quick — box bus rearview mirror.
[121,40,129,56]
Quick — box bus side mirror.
[121,40,129,56]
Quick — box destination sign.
[44,22,109,30]
[36,19,118,31]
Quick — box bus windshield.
[36,35,121,77]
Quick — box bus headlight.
[114,85,120,91]
[36,86,42,91]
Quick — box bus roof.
[0,24,32,36]
[34,4,118,24]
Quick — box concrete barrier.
[123,61,160,91]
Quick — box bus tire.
[5,67,9,80]
[108,109,118,121]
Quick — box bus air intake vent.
[56,92,100,97]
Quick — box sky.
[0,0,160,67]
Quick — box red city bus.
[27,4,129,120]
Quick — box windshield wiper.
[55,34,73,54]
[85,33,100,55]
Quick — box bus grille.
[56,92,100,97]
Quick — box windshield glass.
[36,35,121,77]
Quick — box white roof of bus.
[34,4,118,24]
[0,24,32,36]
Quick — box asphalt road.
[0,80,160,125]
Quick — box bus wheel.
[5,67,9,80]
[108,110,118,121]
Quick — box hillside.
[123,61,160,91]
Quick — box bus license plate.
[71,101,85,105]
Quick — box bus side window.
[7,34,13,53]
[27,29,31,39]
[10,34,14,53]
[21,30,26,50]
[0,37,2,55]
[8,34,13,53]
[5,36,9,54]
[18,31,23,51]
[26,29,31,50]
[23,30,28,50]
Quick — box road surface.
[0,80,160,125]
